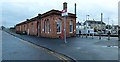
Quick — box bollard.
[86,34,88,38]
[99,34,101,40]
[79,34,81,37]
[79,30,81,37]
[119,35,120,41]
[92,34,94,39]
[118,29,120,41]
[107,31,111,40]
[108,35,110,40]
[99,31,101,40]
[82,34,83,38]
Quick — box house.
[15,2,76,38]
[40,10,76,38]
[84,20,106,32]
[76,21,96,35]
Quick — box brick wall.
[15,10,76,38]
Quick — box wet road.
[2,30,62,60]
[3,29,118,61]
[16,34,118,60]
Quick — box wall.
[40,14,76,38]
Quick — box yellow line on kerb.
[20,40,70,62]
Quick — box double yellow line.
[21,40,71,62]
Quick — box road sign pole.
[64,16,67,43]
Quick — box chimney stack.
[63,2,67,10]
[75,3,76,15]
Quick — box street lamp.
[85,15,90,38]
[111,20,113,34]
[108,17,110,30]
[99,13,103,40]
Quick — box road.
[3,29,119,62]
[2,30,71,61]
[14,33,118,60]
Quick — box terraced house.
[15,2,76,38]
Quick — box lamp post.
[111,20,113,34]
[85,15,90,38]
[108,17,110,30]
[107,17,111,40]
[99,13,103,40]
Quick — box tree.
[1,26,5,30]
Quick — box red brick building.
[15,2,76,38]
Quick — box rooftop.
[16,9,76,26]
[84,20,106,25]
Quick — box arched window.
[46,19,50,33]
[56,19,62,34]
[69,20,73,33]
[44,19,50,33]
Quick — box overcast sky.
[1,0,120,27]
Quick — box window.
[57,19,62,34]
[24,25,26,31]
[37,22,40,32]
[31,23,34,33]
[44,20,46,32]
[46,19,50,33]
[44,19,50,33]
[69,20,73,33]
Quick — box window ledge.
[57,32,61,34]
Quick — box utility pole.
[75,3,76,15]
[111,20,113,34]
[85,15,89,38]
[108,17,110,30]
[99,13,103,40]
[107,17,111,40]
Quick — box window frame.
[56,19,62,34]
[69,20,73,33]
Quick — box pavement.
[3,29,119,61]
[2,30,66,61]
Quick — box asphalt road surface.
[2,30,69,61]
[15,33,118,60]
[2,29,119,62]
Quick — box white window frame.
[69,20,73,33]
[57,19,62,34]
[44,19,50,34]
